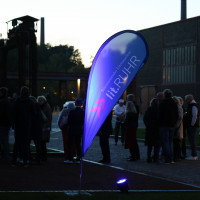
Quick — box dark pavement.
[0,155,199,191]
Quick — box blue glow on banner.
[82,30,148,156]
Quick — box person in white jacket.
[114,99,126,145]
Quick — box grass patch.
[112,128,200,146]
[0,192,200,200]
[136,128,145,139]
[136,128,200,146]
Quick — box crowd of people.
[0,86,52,167]
[99,89,199,165]
[0,86,199,167]
[143,89,199,164]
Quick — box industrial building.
[137,3,200,113]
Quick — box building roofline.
[138,15,200,32]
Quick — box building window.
[162,45,196,84]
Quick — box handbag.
[60,115,68,130]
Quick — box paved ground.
[47,132,200,190]
[1,113,200,191]
[0,155,198,191]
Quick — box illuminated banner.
[82,30,148,156]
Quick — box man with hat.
[114,99,126,145]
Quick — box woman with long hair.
[124,101,139,161]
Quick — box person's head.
[178,96,183,106]
[172,96,180,105]
[127,94,135,102]
[119,99,124,106]
[20,86,29,97]
[126,101,137,113]
[37,95,47,106]
[75,98,83,107]
[185,94,194,105]
[0,87,8,98]
[163,89,173,99]
[156,92,164,103]
[150,98,158,107]
[67,102,75,110]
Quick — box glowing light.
[117,179,127,184]
[116,178,129,193]
[77,78,81,97]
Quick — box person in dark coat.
[37,95,52,161]
[29,96,43,163]
[99,112,112,164]
[159,89,179,164]
[124,100,139,161]
[0,87,11,161]
[66,98,84,164]
[12,86,36,167]
[143,98,161,163]
[126,94,140,160]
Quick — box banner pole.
[79,157,83,194]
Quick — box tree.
[37,44,85,73]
